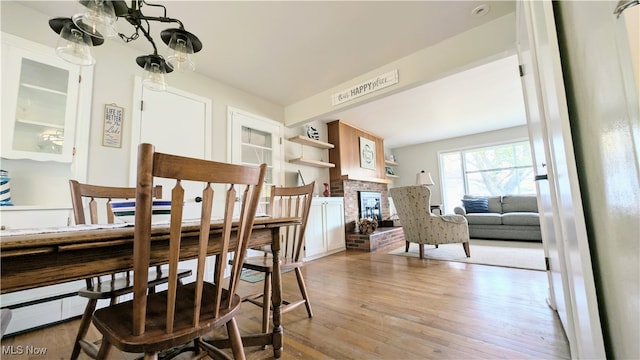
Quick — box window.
[440,141,535,213]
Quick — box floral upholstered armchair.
[390,185,470,259]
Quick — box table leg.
[270,227,283,358]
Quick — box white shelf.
[385,159,399,166]
[288,135,334,149]
[386,174,399,178]
[16,118,65,129]
[21,83,67,96]
[289,157,335,168]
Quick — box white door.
[130,78,212,220]
[228,107,283,216]
[516,1,605,358]
[516,0,566,321]
[130,79,213,283]
[555,2,639,357]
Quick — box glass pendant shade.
[165,33,196,72]
[56,22,95,66]
[72,0,117,39]
[161,28,202,72]
[140,55,169,91]
[50,3,202,87]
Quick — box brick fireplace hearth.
[328,179,404,251]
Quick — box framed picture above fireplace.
[359,137,376,170]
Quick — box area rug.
[388,239,546,271]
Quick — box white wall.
[1,2,285,187]
[390,125,529,210]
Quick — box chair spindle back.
[268,182,314,262]
[132,143,266,336]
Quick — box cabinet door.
[325,199,346,252]
[1,34,80,162]
[304,200,326,259]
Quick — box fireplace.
[358,191,382,221]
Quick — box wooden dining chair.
[240,182,315,334]
[68,179,193,359]
[90,143,266,359]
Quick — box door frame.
[226,106,284,187]
[129,76,213,184]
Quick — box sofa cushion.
[502,212,540,226]
[502,195,538,213]
[464,213,502,225]
[463,195,502,213]
[461,198,489,213]
[468,225,542,241]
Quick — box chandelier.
[49,0,203,91]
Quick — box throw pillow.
[461,198,489,213]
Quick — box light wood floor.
[1,244,570,359]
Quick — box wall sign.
[332,69,399,106]
[103,103,123,148]
[359,137,376,170]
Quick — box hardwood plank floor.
[1,244,570,359]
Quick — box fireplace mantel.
[339,174,392,184]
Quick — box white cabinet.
[1,280,86,336]
[0,33,93,336]
[0,33,92,210]
[304,197,345,261]
[0,206,71,230]
[1,33,81,162]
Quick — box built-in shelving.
[385,158,399,180]
[288,135,335,168]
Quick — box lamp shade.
[416,170,434,186]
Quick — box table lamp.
[416,170,434,186]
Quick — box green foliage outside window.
[440,141,535,213]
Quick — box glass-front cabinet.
[2,34,80,162]
[0,33,92,212]
[0,33,93,337]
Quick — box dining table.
[0,216,300,358]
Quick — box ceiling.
[21,1,525,149]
